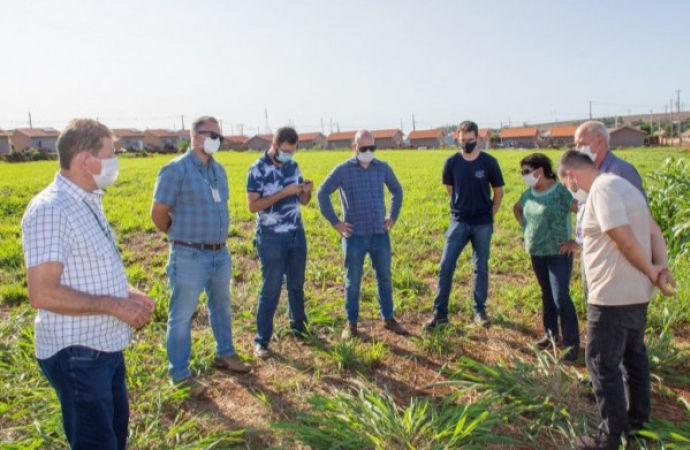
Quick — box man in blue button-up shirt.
[317,129,409,339]
[152,115,250,396]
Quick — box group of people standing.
[21,116,675,450]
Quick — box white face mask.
[578,145,596,161]
[522,172,540,188]
[356,151,375,163]
[568,176,588,202]
[93,157,119,189]
[203,137,221,155]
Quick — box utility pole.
[237,123,244,136]
[264,108,270,134]
[28,112,32,128]
[400,117,403,132]
[676,90,682,140]
[589,101,592,120]
[320,118,324,134]
[329,118,333,135]
[181,115,185,130]
[412,114,416,131]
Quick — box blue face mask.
[276,149,293,163]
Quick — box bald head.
[354,130,374,146]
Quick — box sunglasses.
[197,130,224,141]
[521,168,536,175]
[359,145,376,153]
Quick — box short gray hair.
[191,116,219,133]
[577,121,609,145]
[558,149,596,177]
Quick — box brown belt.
[173,241,226,251]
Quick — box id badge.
[211,188,221,203]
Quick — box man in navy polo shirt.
[425,120,505,330]
[246,126,314,358]
[152,115,250,397]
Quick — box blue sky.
[1,0,687,134]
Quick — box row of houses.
[1,124,682,155]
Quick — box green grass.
[1,147,688,448]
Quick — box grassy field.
[1,147,688,449]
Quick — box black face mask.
[462,141,477,153]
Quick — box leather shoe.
[383,318,410,336]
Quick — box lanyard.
[196,161,218,188]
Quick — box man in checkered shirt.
[21,119,155,450]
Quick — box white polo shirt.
[21,173,131,359]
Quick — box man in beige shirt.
[558,150,675,450]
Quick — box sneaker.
[424,313,449,331]
[535,334,561,349]
[383,318,410,336]
[341,322,358,339]
[473,311,490,328]
[213,354,251,373]
[574,431,623,450]
[254,343,270,359]
[174,376,206,398]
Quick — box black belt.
[173,241,226,251]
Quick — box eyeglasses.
[521,167,536,175]
[196,130,224,141]
[359,145,376,152]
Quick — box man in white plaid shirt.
[21,118,155,450]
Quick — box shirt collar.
[56,172,103,203]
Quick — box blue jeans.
[254,229,308,346]
[343,234,394,323]
[530,254,580,352]
[166,244,236,381]
[38,346,128,450]
[433,221,493,317]
[586,303,650,436]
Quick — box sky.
[1,0,688,135]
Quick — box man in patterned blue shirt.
[246,126,314,358]
[317,129,409,339]
[152,115,250,397]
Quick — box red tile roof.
[500,127,539,139]
[299,132,325,141]
[0,130,12,137]
[371,129,402,139]
[327,131,357,141]
[549,125,579,138]
[146,129,179,138]
[478,128,492,138]
[224,135,248,144]
[14,128,60,138]
[112,128,145,138]
[408,129,444,140]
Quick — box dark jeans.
[254,229,308,346]
[586,303,650,436]
[433,221,493,317]
[530,254,580,352]
[37,346,128,450]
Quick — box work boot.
[174,376,206,398]
[473,311,490,328]
[383,317,410,336]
